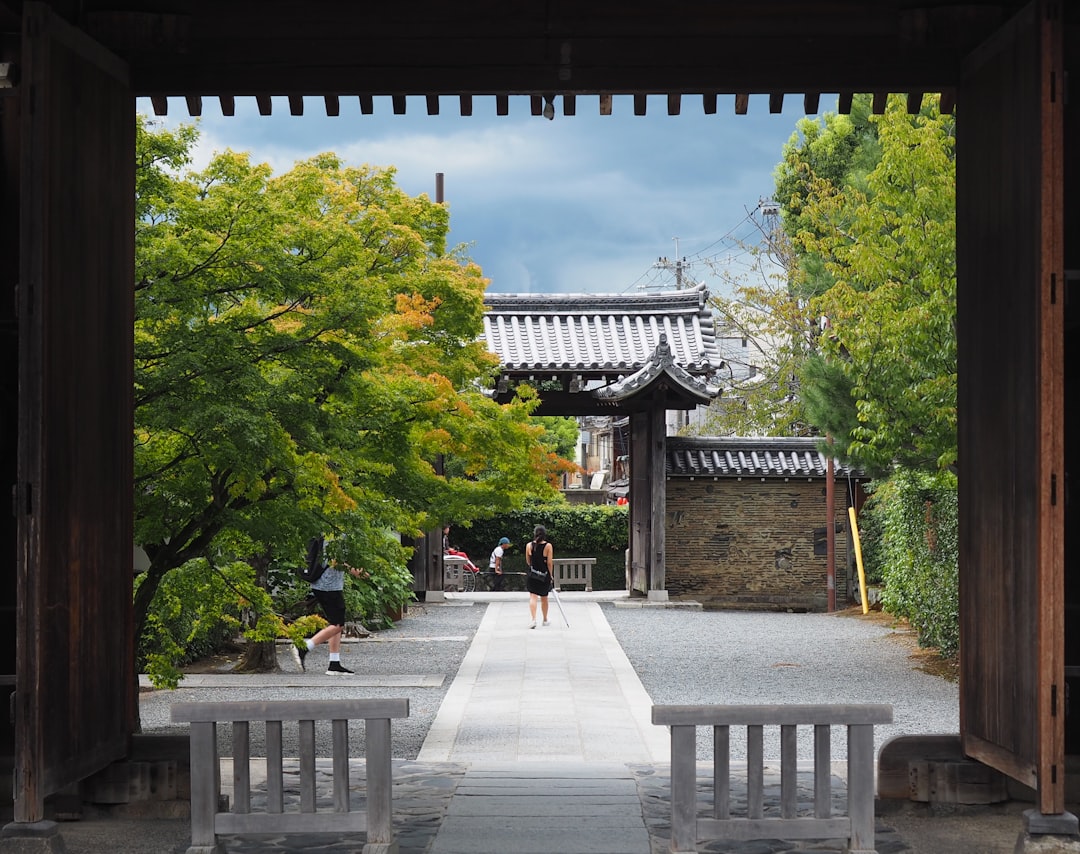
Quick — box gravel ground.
[140,599,959,762]
[139,601,486,759]
[601,603,959,761]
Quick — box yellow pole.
[849,506,869,615]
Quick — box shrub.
[861,468,958,657]
[137,557,270,688]
[139,536,416,687]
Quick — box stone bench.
[171,698,409,854]
[552,557,595,591]
[652,703,893,854]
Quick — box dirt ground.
[836,604,960,682]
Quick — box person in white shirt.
[488,536,512,592]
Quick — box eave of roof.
[666,436,864,479]
[593,336,720,406]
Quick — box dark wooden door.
[957,0,1065,814]
[16,2,135,822]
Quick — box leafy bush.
[137,558,274,688]
[452,501,629,589]
[270,557,415,632]
[861,468,958,656]
[138,536,417,686]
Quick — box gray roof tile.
[483,284,722,374]
[666,436,862,478]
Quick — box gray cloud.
[140,94,822,295]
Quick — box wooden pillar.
[629,411,650,594]
[649,399,667,596]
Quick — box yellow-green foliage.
[861,468,958,657]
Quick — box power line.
[628,200,780,293]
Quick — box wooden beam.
[530,94,542,115]
[495,94,509,115]
[256,94,272,115]
[872,91,888,113]
[667,93,680,115]
[219,95,235,116]
[803,92,820,114]
[634,93,647,115]
[392,94,406,114]
[599,93,612,115]
[426,93,439,114]
[563,94,576,116]
[459,93,472,115]
[323,94,339,116]
[734,93,749,115]
[702,92,717,114]
[906,91,923,113]
[837,92,853,113]
[185,94,202,116]
[288,94,303,115]
[769,92,783,113]
[151,95,168,115]
[359,94,373,114]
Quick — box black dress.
[525,538,552,596]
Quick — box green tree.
[692,220,820,437]
[789,96,957,473]
[692,103,879,439]
[134,118,565,678]
[535,416,582,460]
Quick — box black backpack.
[298,535,328,583]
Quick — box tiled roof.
[483,284,721,375]
[666,436,863,479]
[594,336,720,405]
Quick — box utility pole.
[653,237,688,289]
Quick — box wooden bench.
[171,698,410,854]
[652,703,893,854]
[552,557,595,591]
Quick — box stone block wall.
[665,478,851,611]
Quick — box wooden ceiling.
[3,1,1030,117]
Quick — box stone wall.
[665,477,852,611]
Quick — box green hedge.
[450,502,629,590]
[860,468,959,657]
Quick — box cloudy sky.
[137,94,828,297]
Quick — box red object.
[446,548,479,572]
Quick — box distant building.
[664,436,865,612]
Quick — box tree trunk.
[235,550,282,673]
[236,639,281,673]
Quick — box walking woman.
[525,525,554,628]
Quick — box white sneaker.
[542,621,550,626]
[529,621,536,629]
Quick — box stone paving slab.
[430,761,652,854]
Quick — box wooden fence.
[171,698,409,854]
[652,703,893,854]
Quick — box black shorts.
[312,589,347,626]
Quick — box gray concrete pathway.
[417,599,665,853]
[430,761,651,854]
[417,599,669,764]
